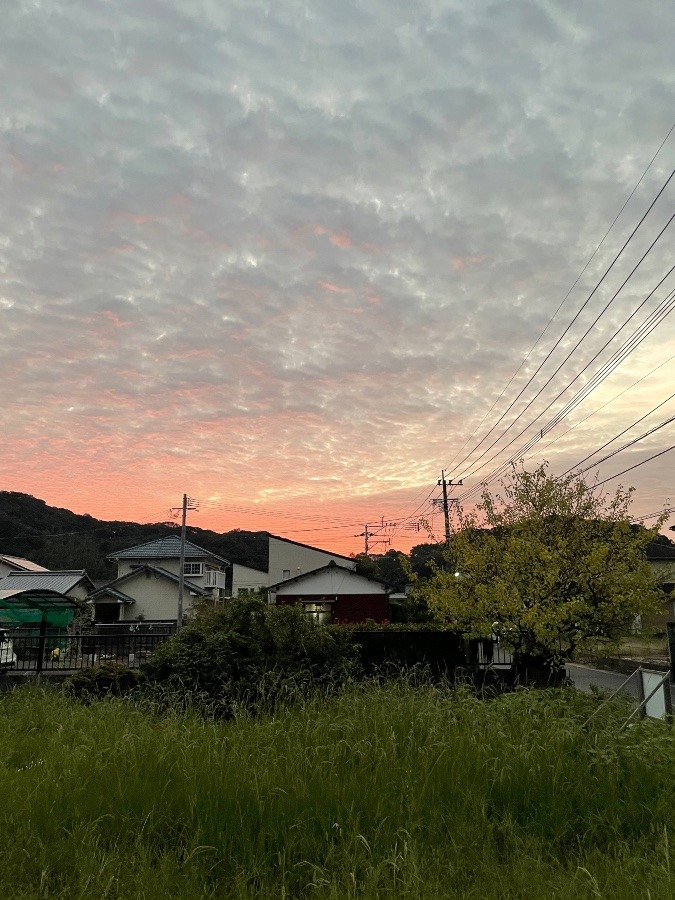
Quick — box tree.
[417,463,665,669]
[409,542,454,579]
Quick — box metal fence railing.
[0,622,176,674]
[467,638,514,667]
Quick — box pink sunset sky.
[2,0,675,557]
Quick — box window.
[183,562,203,576]
[282,569,291,580]
[302,600,333,626]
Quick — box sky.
[1,0,675,556]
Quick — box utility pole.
[355,519,395,556]
[435,472,462,546]
[356,524,375,555]
[174,494,199,631]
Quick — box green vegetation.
[2,682,675,899]
[141,599,358,716]
[419,463,664,668]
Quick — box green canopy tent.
[0,588,79,629]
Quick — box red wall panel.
[274,593,389,624]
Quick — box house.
[266,535,356,587]
[228,534,357,597]
[0,554,49,579]
[0,569,95,604]
[268,560,390,625]
[91,536,230,624]
[230,562,268,597]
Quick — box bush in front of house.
[140,596,360,715]
[66,661,142,700]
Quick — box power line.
[575,412,675,476]
[561,388,675,476]
[595,444,675,487]
[456,283,675,502]
[456,205,675,483]
[448,167,675,479]
[444,123,675,476]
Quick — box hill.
[0,492,270,579]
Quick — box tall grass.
[1,681,674,898]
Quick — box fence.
[0,621,175,674]
[467,638,514,667]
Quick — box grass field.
[1,681,674,899]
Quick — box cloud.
[1,0,675,552]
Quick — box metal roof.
[0,570,94,594]
[0,555,49,572]
[108,536,229,565]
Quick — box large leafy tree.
[417,463,664,668]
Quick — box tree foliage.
[142,597,358,715]
[417,463,664,666]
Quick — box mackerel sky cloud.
[2,0,675,553]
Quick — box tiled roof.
[646,542,675,561]
[91,587,136,605]
[108,536,229,565]
[0,570,93,594]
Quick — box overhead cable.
[448,168,675,478]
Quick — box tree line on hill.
[0,491,442,587]
[0,492,270,579]
[0,491,453,588]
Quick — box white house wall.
[116,558,182,579]
[116,572,197,622]
[274,568,385,597]
[268,537,355,585]
[67,583,91,603]
[115,557,226,596]
[232,563,268,596]
[650,559,675,584]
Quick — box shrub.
[66,661,141,700]
[141,597,359,715]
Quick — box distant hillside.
[0,492,270,579]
